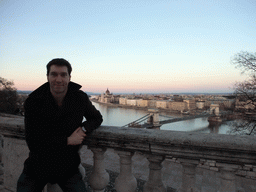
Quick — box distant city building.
[99,88,113,103]
[196,101,205,109]
[183,99,196,110]
[105,88,110,95]
[168,101,186,111]
[127,99,137,106]
[172,95,183,102]
[137,99,148,107]
[156,100,168,109]
[96,90,235,112]
[119,97,127,105]
[148,100,156,108]
[205,99,234,109]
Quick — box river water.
[92,102,232,135]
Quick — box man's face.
[47,65,71,95]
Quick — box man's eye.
[61,73,67,77]
[51,73,57,76]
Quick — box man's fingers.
[68,127,87,145]
[77,128,86,137]
[74,127,81,133]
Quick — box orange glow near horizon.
[13,71,242,93]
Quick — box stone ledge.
[85,126,256,165]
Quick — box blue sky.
[1,0,255,93]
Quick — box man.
[17,58,103,191]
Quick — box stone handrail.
[85,126,256,165]
[1,113,256,191]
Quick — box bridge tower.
[208,104,222,123]
[210,104,220,116]
[147,109,161,129]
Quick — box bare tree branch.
[231,51,256,74]
[231,52,256,135]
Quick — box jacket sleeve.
[81,93,103,134]
[24,97,68,153]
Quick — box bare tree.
[231,51,256,74]
[0,77,18,114]
[229,52,256,135]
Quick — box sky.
[1,0,255,94]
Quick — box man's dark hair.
[46,58,72,76]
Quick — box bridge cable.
[122,113,151,127]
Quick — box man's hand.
[67,127,87,145]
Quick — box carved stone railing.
[1,113,256,192]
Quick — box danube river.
[92,102,233,135]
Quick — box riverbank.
[90,99,182,114]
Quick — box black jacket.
[23,82,103,183]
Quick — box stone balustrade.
[1,113,256,192]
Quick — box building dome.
[106,88,110,95]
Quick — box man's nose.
[56,75,62,82]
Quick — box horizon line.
[17,90,234,95]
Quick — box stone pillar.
[147,109,160,129]
[89,147,109,192]
[143,155,166,192]
[210,104,220,116]
[115,151,137,192]
[178,159,199,192]
[217,163,238,192]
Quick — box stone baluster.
[89,147,109,192]
[178,159,199,192]
[115,151,137,192]
[217,163,239,192]
[143,155,166,192]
